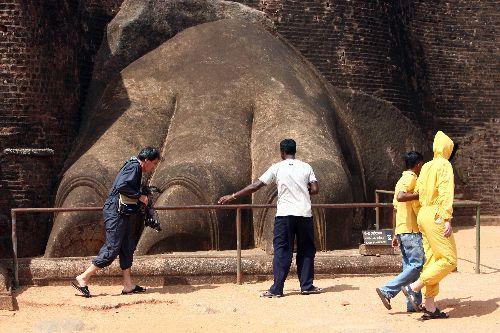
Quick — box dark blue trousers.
[92,197,135,270]
[269,216,316,295]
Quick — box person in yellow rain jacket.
[401,131,458,320]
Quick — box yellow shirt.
[393,170,420,234]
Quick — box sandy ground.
[1,226,498,333]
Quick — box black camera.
[140,185,162,232]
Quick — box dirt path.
[1,226,499,333]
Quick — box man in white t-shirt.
[218,139,321,297]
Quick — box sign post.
[359,229,395,256]
[362,229,393,245]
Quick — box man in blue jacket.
[71,147,160,297]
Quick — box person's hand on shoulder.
[392,236,399,248]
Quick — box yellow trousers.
[418,206,457,297]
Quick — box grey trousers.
[92,197,135,270]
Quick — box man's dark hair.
[280,139,296,155]
[138,147,160,161]
[404,151,424,169]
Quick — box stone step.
[1,249,401,286]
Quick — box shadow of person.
[321,284,360,293]
[143,284,219,295]
[438,296,500,318]
[74,292,109,298]
[284,284,359,296]
[457,257,500,274]
[389,311,418,316]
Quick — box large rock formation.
[68,0,273,167]
[45,19,427,257]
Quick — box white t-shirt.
[258,159,317,217]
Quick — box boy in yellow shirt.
[376,151,424,312]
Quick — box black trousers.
[269,216,316,295]
[92,197,135,270]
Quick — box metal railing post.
[375,190,380,230]
[11,209,19,288]
[475,205,480,274]
[236,208,242,285]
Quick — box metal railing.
[10,203,393,288]
[10,197,481,287]
[375,190,481,274]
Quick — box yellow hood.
[433,131,454,160]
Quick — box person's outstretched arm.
[218,180,266,204]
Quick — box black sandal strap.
[422,308,449,320]
[132,285,146,293]
[71,282,91,298]
[122,285,146,294]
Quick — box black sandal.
[121,285,146,295]
[71,281,91,298]
[421,308,449,320]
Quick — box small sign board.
[362,229,393,245]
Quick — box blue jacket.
[108,157,142,199]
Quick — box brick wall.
[0,150,54,257]
[403,1,499,217]
[0,1,80,257]
[0,0,121,257]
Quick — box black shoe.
[122,285,146,295]
[301,286,323,295]
[260,290,283,298]
[375,288,392,310]
[71,281,91,298]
